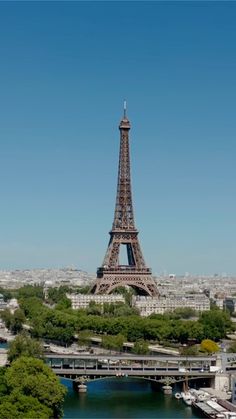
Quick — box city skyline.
[0,2,236,274]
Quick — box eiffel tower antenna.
[92,108,158,296]
[124,100,127,118]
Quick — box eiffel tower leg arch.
[92,276,158,297]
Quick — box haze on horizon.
[0,2,235,276]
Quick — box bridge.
[45,353,219,387]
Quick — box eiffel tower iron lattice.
[92,106,158,296]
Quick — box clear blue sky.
[0,1,235,275]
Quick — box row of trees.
[14,293,234,346]
[86,301,139,317]
[0,285,233,348]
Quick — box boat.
[181,391,196,406]
[180,376,196,406]
[191,389,211,402]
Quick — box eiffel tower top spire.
[123,100,127,119]
[119,100,131,130]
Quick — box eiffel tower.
[92,104,158,296]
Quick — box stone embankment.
[0,349,8,366]
[0,327,14,343]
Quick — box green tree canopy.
[10,308,26,334]
[8,333,44,363]
[102,334,125,351]
[199,309,232,340]
[86,301,103,316]
[103,302,138,317]
[0,392,52,419]
[170,307,197,320]
[0,309,12,329]
[228,341,236,353]
[0,308,25,334]
[78,330,92,346]
[17,285,44,301]
[180,345,199,356]
[132,339,149,355]
[0,287,13,302]
[0,368,8,397]
[5,357,66,418]
[47,286,71,305]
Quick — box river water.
[62,378,200,418]
[0,342,8,349]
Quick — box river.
[62,378,200,418]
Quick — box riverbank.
[0,329,14,343]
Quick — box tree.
[0,368,8,397]
[5,357,66,418]
[78,330,92,346]
[18,285,44,301]
[47,286,71,305]
[0,308,25,334]
[0,399,19,419]
[172,322,190,344]
[10,309,25,334]
[55,297,71,310]
[0,309,12,330]
[132,339,149,355]
[200,339,219,354]
[19,296,45,319]
[102,334,125,351]
[110,286,136,306]
[113,304,139,317]
[8,333,44,363]
[188,322,204,342]
[199,309,232,340]
[126,319,145,341]
[75,285,91,294]
[181,345,199,356]
[228,341,236,353]
[171,308,197,320]
[0,392,52,418]
[0,287,13,302]
[86,301,102,316]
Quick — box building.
[67,293,125,310]
[133,294,210,317]
[7,298,19,313]
[231,375,236,405]
[223,298,236,314]
[215,299,224,310]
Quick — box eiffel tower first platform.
[92,105,158,296]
